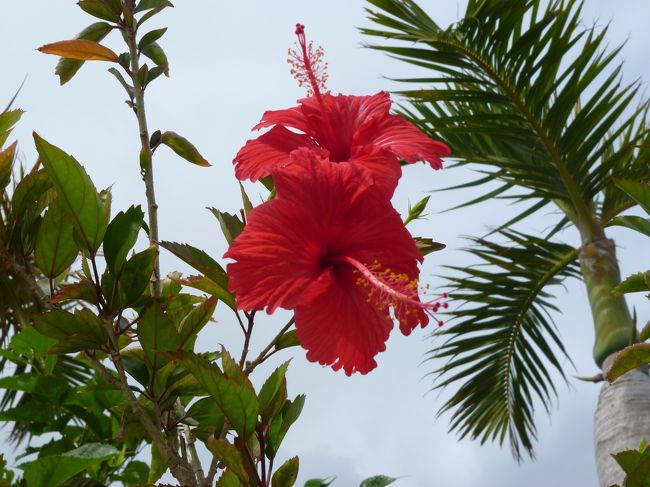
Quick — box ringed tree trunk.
[579,235,650,487]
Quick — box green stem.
[578,229,634,366]
[125,22,161,299]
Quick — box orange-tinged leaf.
[38,39,118,62]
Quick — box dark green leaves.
[138,27,167,51]
[433,231,580,458]
[614,178,650,215]
[160,131,210,167]
[19,443,119,487]
[33,133,108,253]
[206,439,249,484]
[160,241,235,309]
[209,208,244,244]
[103,205,144,274]
[34,198,79,278]
[119,246,157,305]
[33,309,108,354]
[78,0,121,22]
[137,304,181,373]
[169,351,259,438]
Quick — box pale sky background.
[1,1,650,486]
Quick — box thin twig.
[239,311,256,368]
[244,317,295,375]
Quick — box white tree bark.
[595,354,650,487]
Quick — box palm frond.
[363,0,649,227]
[431,230,580,458]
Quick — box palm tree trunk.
[594,355,650,487]
[579,235,650,486]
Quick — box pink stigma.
[288,23,329,98]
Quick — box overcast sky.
[2,1,650,486]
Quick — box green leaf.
[121,348,150,387]
[11,169,52,217]
[239,182,253,215]
[138,27,167,51]
[606,344,650,382]
[119,246,156,305]
[33,309,108,354]
[267,395,305,459]
[0,109,23,134]
[414,236,446,256]
[9,327,56,356]
[359,475,398,487]
[135,0,173,13]
[640,321,650,343]
[273,329,300,352]
[160,241,235,310]
[141,41,169,76]
[33,133,108,253]
[609,215,650,238]
[56,22,114,85]
[185,396,224,428]
[613,271,650,296]
[209,208,244,244]
[160,131,210,166]
[404,195,430,225]
[50,280,98,305]
[19,443,119,487]
[272,457,299,487]
[613,178,650,215]
[303,478,335,487]
[148,444,167,484]
[34,197,79,278]
[0,140,16,189]
[217,471,244,487]
[258,361,290,422]
[78,0,121,21]
[168,351,259,438]
[112,460,149,486]
[108,67,135,98]
[137,304,181,373]
[178,296,217,349]
[626,455,650,487]
[206,439,249,484]
[103,205,144,274]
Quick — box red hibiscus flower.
[225,150,444,375]
[232,24,450,197]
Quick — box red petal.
[224,202,323,313]
[233,126,316,181]
[253,105,311,133]
[348,145,402,197]
[355,111,450,169]
[295,267,393,375]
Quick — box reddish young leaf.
[38,39,119,62]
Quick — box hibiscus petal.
[252,105,311,133]
[355,112,451,169]
[233,126,316,181]
[224,199,323,313]
[348,145,402,197]
[295,267,393,375]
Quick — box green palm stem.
[577,218,634,367]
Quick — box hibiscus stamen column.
[333,255,447,326]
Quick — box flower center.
[331,255,447,326]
